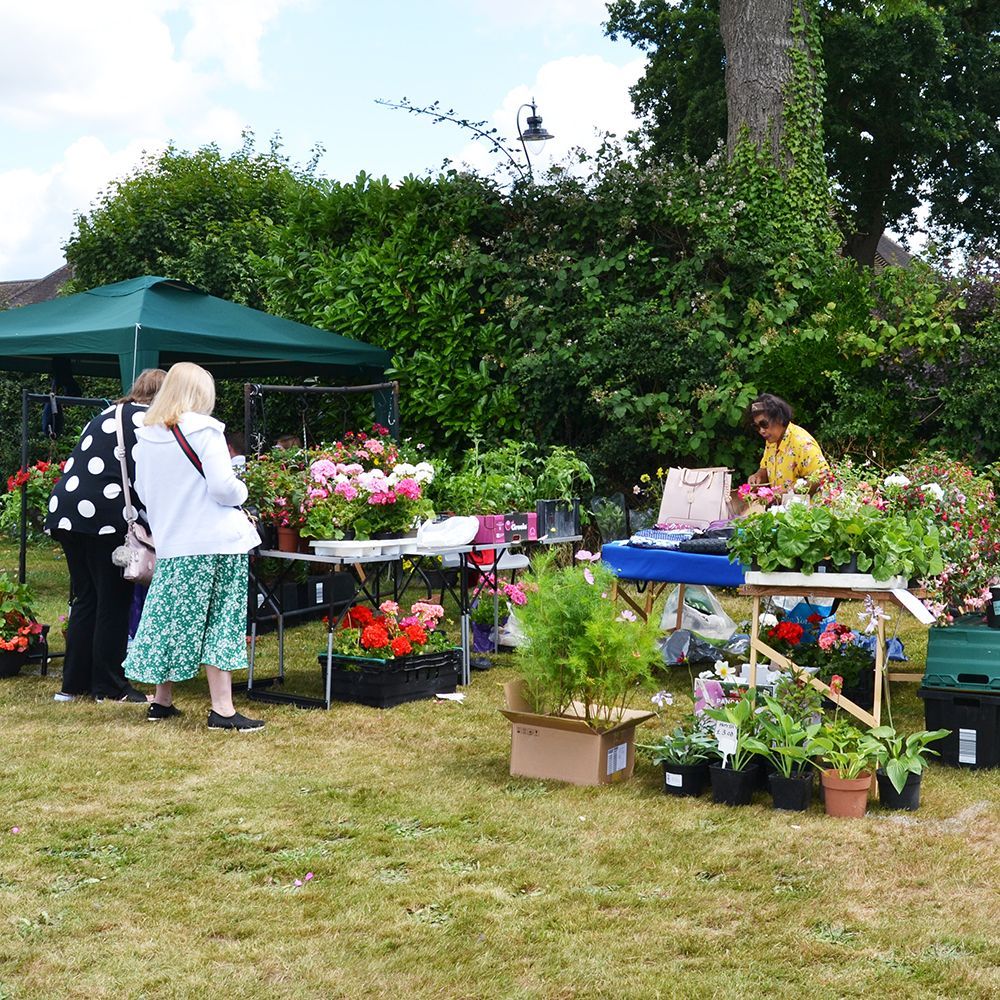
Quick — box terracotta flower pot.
[276,526,300,553]
[820,769,872,818]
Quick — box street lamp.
[516,98,554,180]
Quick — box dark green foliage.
[64,133,314,308]
[605,0,1000,263]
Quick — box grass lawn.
[1,540,998,999]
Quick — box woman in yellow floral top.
[745,393,828,495]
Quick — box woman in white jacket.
[123,362,264,731]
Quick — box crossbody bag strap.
[114,404,137,524]
[171,424,205,478]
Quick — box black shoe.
[96,686,148,704]
[207,710,265,732]
[147,702,182,721]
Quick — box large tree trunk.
[720,0,814,172]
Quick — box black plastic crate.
[536,499,581,539]
[918,687,1000,769]
[317,648,460,708]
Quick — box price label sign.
[714,721,738,765]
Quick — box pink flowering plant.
[881,454,1000,623]
[469,580,528,627]
[243,452,308,529]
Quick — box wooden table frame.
[740,583,924,728]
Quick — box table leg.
[674,583,686,632]
[873,605,885,728]
[459,553,470,686]
[749,596,761,689]
[324,628,334,710]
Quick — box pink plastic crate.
[474,515,506,545]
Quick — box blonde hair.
[143,362,216,428]
[117,368,166,405]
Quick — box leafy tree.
[605,0,1000,265]
[64,133,316,307]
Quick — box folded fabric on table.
[629,528,698,549]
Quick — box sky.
[0,0,646,280]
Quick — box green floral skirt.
[124,554,248,685]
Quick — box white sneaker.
[53,692,76,702]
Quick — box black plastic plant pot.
[876,769,921,811]
[768,771,814,812]
[662,762,710,797]
[709,763,757,806]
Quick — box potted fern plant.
[502,550,659,785]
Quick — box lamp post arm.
[516,103,534,182]
[376,98,528,182]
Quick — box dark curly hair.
[746,393,793,430]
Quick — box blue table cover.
[601,540,746,588]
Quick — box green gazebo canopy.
[0,275,390,389]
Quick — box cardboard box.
[499,681,654,785]
[474,514,506,545]
[503,511,538,543]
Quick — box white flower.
[697,670,715,680]
[616,609,638,622]
[883,474,910,488]
[413,461,435,484]
[714,660,737,680]
[922,482,945,502]
[759,613,778,628]
[651,690,673,708]
[392,463,417,477]
[794,478,808,493]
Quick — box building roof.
[874,234,914,270]
[0,263,74,309]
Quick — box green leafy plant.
[744,694,821,778]
[808,719,881,780]
[729,502,943,582]
[703,690,761,772]
[0,460,64,542]
[514,551,660,728]
[868,726,949,794]
[638,714,720,766]
[534,446,595,503]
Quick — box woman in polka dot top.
[45,368,166,702]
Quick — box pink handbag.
[657,467,734,528]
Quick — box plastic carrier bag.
[659,585,736,641]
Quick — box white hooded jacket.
[133,412,260,559]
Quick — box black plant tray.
[316,648,460,708]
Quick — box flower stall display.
[0,459,64,541]
[316,599,460,708]
[881,455,1000,623]
[0,573,46,677]
[500,551,659,785]
[243,450,308,547]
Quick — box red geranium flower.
[390,636,412,657]
[345,605,374,627]
[360,624,390,649]
[807,613,823,624]
[404,624,427,645]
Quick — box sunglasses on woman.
[754,418,770,430]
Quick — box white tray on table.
[745,571,907,591]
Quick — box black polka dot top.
[44,402,147,540]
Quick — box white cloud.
[0,0,299,132]
[0,136,164,278]
[454,54,645,179]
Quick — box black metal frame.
[242,381,400,455]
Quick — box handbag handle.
[114,404,139,525]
